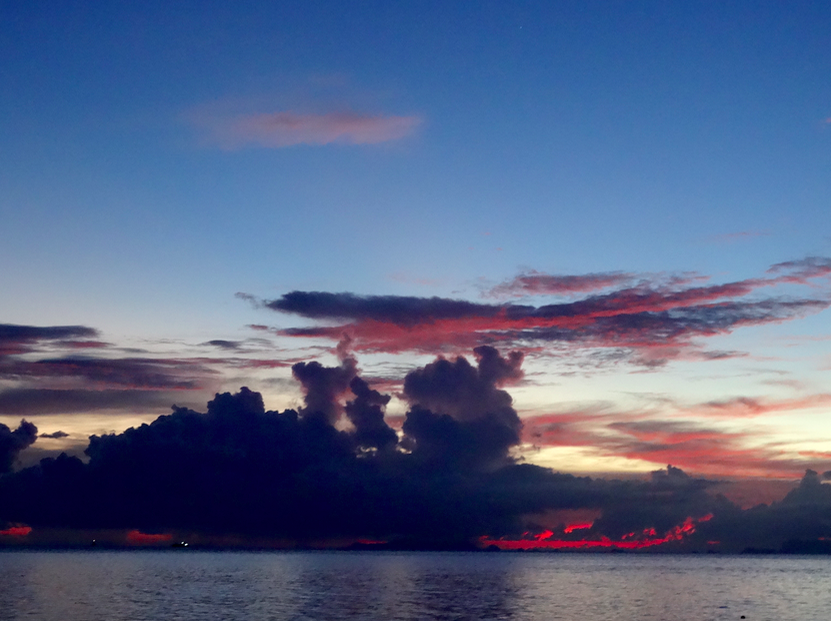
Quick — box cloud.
[694,469,831,552]
[192,110,422,149]
[345,376,398,451]
[0,389,184,416]
[697,393,831,418]
[401,347,525,470]
[264,258,831,362]
[292,353,358,424]
[269,291,499,325]
[487,271,634,298]
[0,324,100,356]
[39,431,69,439]
[2,351,831,552]
[0,381,677,547]
[201,340,243,350]
[768,256,831,283]
[0,356,210,391]
[0,420,37,474]
[524,409,831,479]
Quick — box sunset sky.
[2,2,831,546]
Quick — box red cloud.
[126,530,173,545]
[523,412,831,479]
[194,110,422,149]
[266,258,831,362]
[696,394,831,418]
[0,525,32,536]
[488,271,633,298]
[481,514,713,550]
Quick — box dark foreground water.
[1,551,829,621]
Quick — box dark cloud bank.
[2,347,829,552]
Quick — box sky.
[1,1,831,550]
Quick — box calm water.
[1,551,829,621]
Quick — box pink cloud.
[487,271,633,298]
[522,408,831,479]
[696,393,831,418]
[194,109,422,149]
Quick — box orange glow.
[564,522,593,533]
[0,525,32,536]
[481,514,713,551]
[126,530,173,544]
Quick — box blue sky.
[1,1,830,497]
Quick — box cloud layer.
[262,257,831,365]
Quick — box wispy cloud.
[487,271,633,298]
[695,393,831,418]
[190,109,422,149]
[260,257,831,363]
[0,388,179,416]
[523,411,830,479]
[0,324,101,356]
[0,323,287,418]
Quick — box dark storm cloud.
[291,355,357,424]
[0,351,608,544]
[403,346,522,421]
[0,372,561,542]
[400,347,524,470]
[693,469,831,552]
[345,377,398,451]
[0,324,99,355]
[0,420,37,474]
[2,349,830,552]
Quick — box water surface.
[1,550,828,620]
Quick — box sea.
[1,550,829,621]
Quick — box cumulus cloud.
[192,110,422,149]
[0,351,697,546]
[0,420,37,474]
[2,351,830,552]
[401,347,524,470]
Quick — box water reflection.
[1,551,830,621]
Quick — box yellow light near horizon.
[524,445,657,475]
